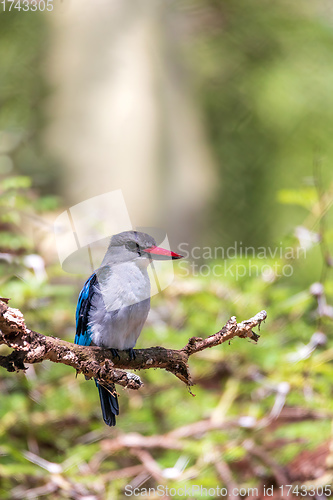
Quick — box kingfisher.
[75,230,183,426]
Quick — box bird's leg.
[110,348,120,360]
[128,348,136,361]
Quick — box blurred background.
[1,0,333,498]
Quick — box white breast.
[88,261,151,350]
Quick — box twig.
[103,464,145,481]
[130,448,166,484]
[243,439,289,487]
[0,299,266,390]
[214,458,240,500]
[100,432,182,452]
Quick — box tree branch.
[0,299,266,390]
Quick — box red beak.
[142,246,183,260]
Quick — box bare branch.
[0,299,266,390]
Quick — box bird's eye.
[125,241,139,252]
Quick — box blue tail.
[96,381,119,427]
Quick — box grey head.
[101,230,183,265]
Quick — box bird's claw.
[111,348,120,360]
[128,348,136,361]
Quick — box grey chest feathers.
[87,262,151,350]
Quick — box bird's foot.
[128,348,136,361]
[111,348,120,360]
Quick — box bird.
[75,230,183,426]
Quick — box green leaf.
[0,176,31,191]
[277,188,317,208]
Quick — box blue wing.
[74,268,119,427]
[75,273,98,346]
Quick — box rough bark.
[0,298,266,390]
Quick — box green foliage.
[277,188,318,209]
[0,176,32,191]
[185,0,333,247]
[0,8,61,193]
[1,171,333,498]
[0,174,60,257]
[1,1,333,498]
